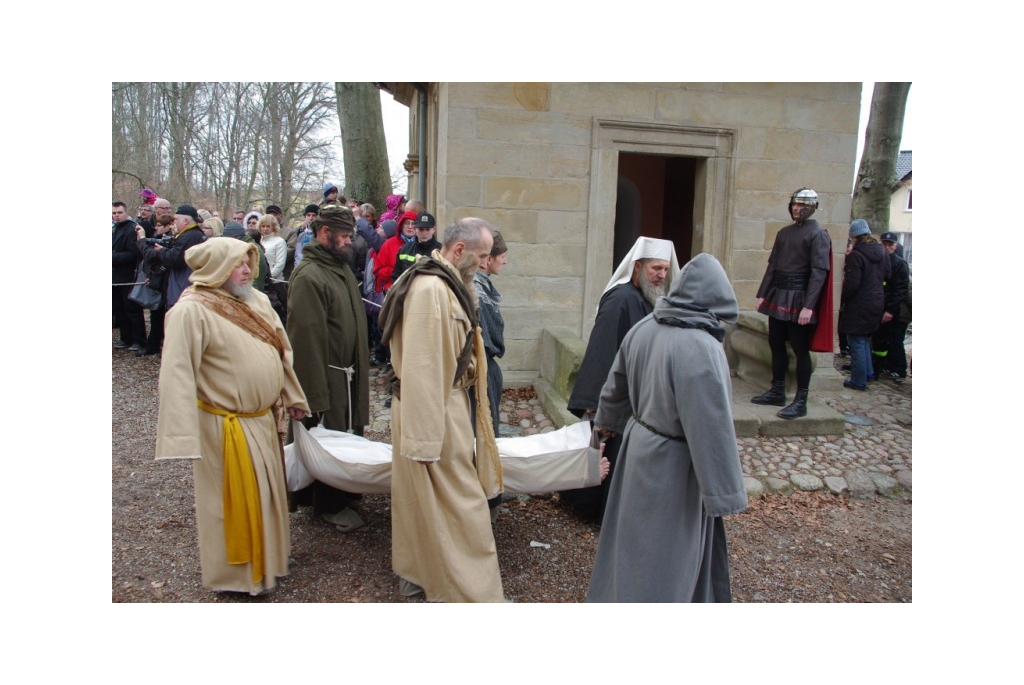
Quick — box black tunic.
[756,219,831,323]
[563,282,651,519]
[568,283,652,416]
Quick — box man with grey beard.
[564,236,680,520]
[378,218,506,601]
[286,204,370,532]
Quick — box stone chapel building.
[377,82,860,421]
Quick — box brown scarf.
[179,286,284,359]
[377,252,502,496]
[179,285,289,444]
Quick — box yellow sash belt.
[197,399,270,584]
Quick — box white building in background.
[890,150,912,264]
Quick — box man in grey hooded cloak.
[586,253,747,603]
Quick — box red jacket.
[373,234,405,293]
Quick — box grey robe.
[586,253,747,603]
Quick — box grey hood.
[653,253,738,341]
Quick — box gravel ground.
[112,334,911,603]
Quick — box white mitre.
[601,236,682,296]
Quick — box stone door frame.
[582,119,736,337]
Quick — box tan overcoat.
[389,257,504,602]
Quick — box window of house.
[906,189,912,212]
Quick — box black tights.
[768,317,814,390]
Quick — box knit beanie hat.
[849,219,871,238]
[312,204,355,233]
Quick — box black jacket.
[392,237,442,284]
[136,216,156,239]
[840,240,890,335]
[348,231,370,284]
[142,224,206,307]
[112,219,140,283]
[883,252,910,320]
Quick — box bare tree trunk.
[336,82,392,210]
[851,82,911,232]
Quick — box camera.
[141,236,174,248]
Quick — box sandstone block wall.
[432,82,861,380]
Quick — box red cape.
[809,245,834,353]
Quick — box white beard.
[639,277,667,307]
[223,281,253,301]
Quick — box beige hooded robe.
[155,238,309,594]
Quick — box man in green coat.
[286,205,370,531]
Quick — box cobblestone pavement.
[365,355,911,501]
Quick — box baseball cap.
[880,231,898,243]
[413,212,436,228]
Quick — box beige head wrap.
[186,237,260,288]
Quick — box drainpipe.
[412,83,427,201]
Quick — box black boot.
[751,380,786,406]
[777,388,809,420]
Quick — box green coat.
[239,235,269,293]
[286,242,369,431]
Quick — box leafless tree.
[258,82,338,223]
[111,82,344,221]
[851,83,911,232]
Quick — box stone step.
[536,376,845,438]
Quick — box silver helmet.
[788,187,818,221]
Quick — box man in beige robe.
[155,238,310,595]
[378,218,505,602]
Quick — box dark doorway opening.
[613,153,696,268]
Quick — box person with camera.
[142,204,207,313]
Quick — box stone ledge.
[732,377,845,437]
[534,377,582,430]
[540,326,587,402]
[536,327,845,437]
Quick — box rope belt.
[197,399,271,584]
[328,365,355,428]
[631,411,687,442]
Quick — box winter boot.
[777,388,809,420]
[751,380,787,406]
